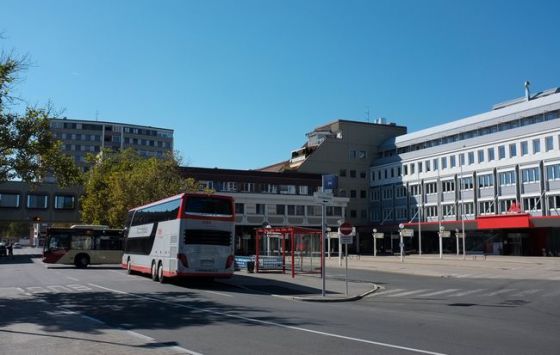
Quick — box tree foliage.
[0,51,81,185]
[80,149,202,227]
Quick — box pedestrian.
[7,242,13,257]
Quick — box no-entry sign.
[339,222,353,236]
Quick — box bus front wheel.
[75,254,90,269]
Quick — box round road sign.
[339,222,353,235]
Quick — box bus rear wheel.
[151,262,159,281]
[158,263,165,284]
[75,254,90,269]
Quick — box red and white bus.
[121,193,235,282]
[43,226,124,268]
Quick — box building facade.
[48,118,174,172]
[370,87,560,256]
[180,167,349,255]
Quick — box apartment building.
[48,118,174,172]
[371,86,560,256]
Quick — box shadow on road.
[0,254,41,265]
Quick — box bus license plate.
[200,259,214,267]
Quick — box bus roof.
[128,193,233,212]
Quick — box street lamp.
[455,228,460,256]
[372,228,377,257]
[438,225,445,259]
[398,224,405,263]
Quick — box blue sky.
[2,0,559,169]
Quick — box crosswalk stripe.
[374,288,406,296]
[448,289,486,297]
[387,289,431,297]
[486,289,516,297]
[417,289,460,297]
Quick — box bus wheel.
[158,263,165,284]
[151,262,159,281]
[127,259,133,275]
[75,254,90,269]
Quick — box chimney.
[524,81,531,101]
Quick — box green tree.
[80,149,202,227]
[0,51,80,185]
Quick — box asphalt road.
[1,252,560,355]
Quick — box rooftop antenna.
[524,81,531,101]
[365,106,370,123]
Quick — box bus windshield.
[185,196,233,216]
[46,232,72,251]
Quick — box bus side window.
[97,236,122,250]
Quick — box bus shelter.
[255,226,322,278]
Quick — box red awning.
[477,213,532,229]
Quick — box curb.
[293,283,380,302]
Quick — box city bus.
[121,193,235,282]
[42,226,124,268]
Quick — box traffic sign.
[439,231,451,238]
[455,233,464,238]
[373,232,385,239]
[313,191,333,204]
[339,223,353,236]
[340,235,353,245]
[401,228,414,237]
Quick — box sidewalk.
[325,254,560,281]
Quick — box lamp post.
[456,228,460,256]
[373,228,377,257]
[438,225,445,259]
[398,224,405,263]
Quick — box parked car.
[13,243,21,249]
[0,243,6,257]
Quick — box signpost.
[338,222,354,295]
[315,185,334,297]
[372,228,384,257]
[438,226,451,259]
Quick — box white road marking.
[417,289,460,297]
[200,290,233,297]
[47,285,72,293]
[388,289,430,298]
[373,288,407,296]
[486,289,516,297]
[89,283,447,355]
[66,277,80,282]
[447,289,486,297]
[510,289,541,297]
[81,315,106,325]
[27,287,48,294]
[67,284,92,292]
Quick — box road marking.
[67,284,92,292]
[510,289,541,297]
[373,288,407,296]
[89,283,447,355]
[81,315,106,325]
[47,285,72,293]
[200,290,233,297]
[417,289,460,297]
[388,289,431,298]
[447,289,486,297]
[66,277,80,282]
[27,287,48,294]
[486,289,516,297]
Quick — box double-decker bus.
[42,226,124,268]
[121,193,235,282]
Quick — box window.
[442,180,455,192]
[499,171,516,186]
[287,205,305,216]
[0,193,20,208]
[235,203,245,214]
[279,185,296,195]
[488,147,495,161]
[225,182,238,192]
[461,177,474,190]
[425,160,431,172]
[450,155,456,168]
[350,210,357,218]
[351,190,357,198]
[339,169,347,177]
[360,190,367,198]
[307,205,321,216]
[425,182,437,194]
[27,194,48,209]
[433,158,438,170]
[409,184,420,196]
[477,150,484,163]
[425,206,438,218]
[521,167,540,183]
[479,201,495,215]
[255,204,266,215]
[360,171,367,178]
[410,163,415,174]
[459,202,474,215]
[298,186,309,195]
[468,152,475,165]
[418,162,423,173]
[521,141,528,156]
[509,143,517,157]
[443,204,455,217]
[384,170,388,179]
[54,195,75,209]
[498,145,506,159]
[361,209,367,218]
[372,189,380,201]
[478,174,494,188]
[548,195,560,211]
[545,136,554,151]
[523,197,541,211]
[459,153,465,166]
[395,186,407,198]
[358,150,367,159]
[546,164,560,180]
[391,168,395,178]
[533,139,541,154]
[403,165,408,175]
[395,207,407,220]
[382,208,392,221]
[441,157,447,169]
[275,204,285,215]
[382,188,393,200]
[371,209,381,222]
[350,170,356,178]
[499,199,516,214]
